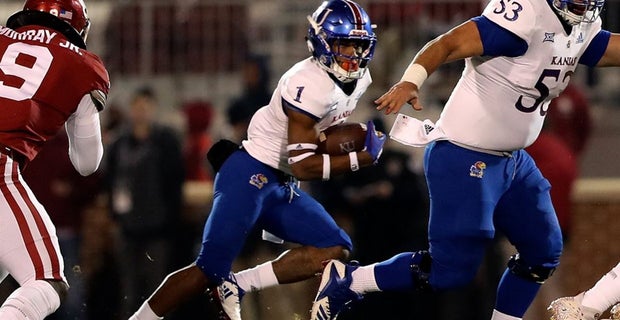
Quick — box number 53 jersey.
[436,0,603,151]
[0,24,109,162]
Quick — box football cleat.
[207,273,245,320]
[310,260,363,320]
[548,292,602,320]
[610,303,620,320]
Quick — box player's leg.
[225,183,352,301]
[131,264,210,320]
[317,141,507,319]
[0,280,67,319]
[131,150,272,320]
[581,262,620,315]
[0,156,68,319]
[347,142,497,295]
[257,188,359,320]
[549,261,620,319]
[422,141,505,290]
[494,150,563,319]
[252,185,352,284]
[310,141,505,320]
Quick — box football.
[317,122,367,155]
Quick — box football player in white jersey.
[548,261,620,319]
[311,0,620,319]
[130,1,386,319]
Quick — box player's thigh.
[424,141,511,240]
[425,142,507,287]
[0,180,65,285]
[495,151,562,265]
[197,152,274,271]
[260,188,352,250]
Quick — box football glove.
[363,120,386,164]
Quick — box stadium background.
[0,0,619,319]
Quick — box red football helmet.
[7,0,91,48]
[23,0,90,41]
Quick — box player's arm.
[65,92,105,176]
[375,20,483,114]
[591,32,620,67]
[286,107,373,181]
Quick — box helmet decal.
[6,0,91,48]
[344,0,364,31]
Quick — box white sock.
[491,309,520,320]
[130,301,163,320]
[582,262,620,312]
[349,263,379,294]
[234,261,279,292]
[0,280,61,320]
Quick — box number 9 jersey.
[0,23,109,164]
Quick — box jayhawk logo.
[469,161,486,178]
[249,173,269,189]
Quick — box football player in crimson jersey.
[130,1,385,319]
[0,0,109,319]
[312,0,620,319]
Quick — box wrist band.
[349,152,359,172]
[288,152,315,164]
[286,143,317,151]
[322,154,331,181]
[400,62,428,88]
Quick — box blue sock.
[374,252,415,291]
[494,269,541,317]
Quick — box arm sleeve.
[65,94,104,176]
[579,30,611,67]
[472,16,528,57]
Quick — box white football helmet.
[549,0,605,26]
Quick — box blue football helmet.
[549,0,605,25]
[307,0,377,83]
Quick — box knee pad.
[410,250,433,292]
[0,280,62,319]
[508,254,556,284]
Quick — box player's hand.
[374,81,423,115]
[363,120,387,164]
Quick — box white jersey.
[242,57,372,174]
[436,0,601,151]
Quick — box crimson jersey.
[0,24,109,162]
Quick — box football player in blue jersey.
[129,1,386,319]
[311,0,620,319]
